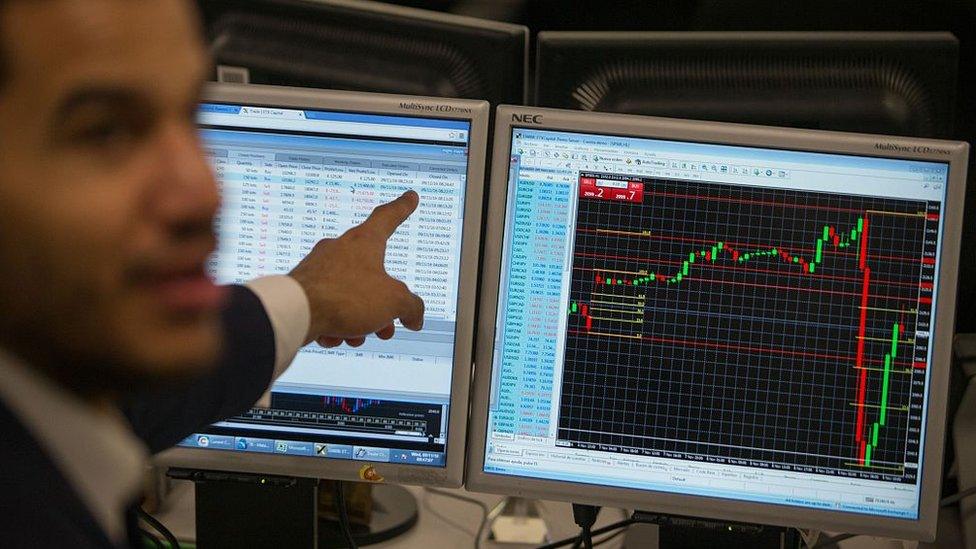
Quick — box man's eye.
[72,119,141,148]
[58,107,154,154]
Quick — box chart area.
[559,173,938,483]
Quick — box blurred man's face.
[0,0,224,394]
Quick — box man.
[0,0,425,547]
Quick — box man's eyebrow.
[54,86,152,120]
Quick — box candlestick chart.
[558,174,938,482]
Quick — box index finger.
[362,190,419,239]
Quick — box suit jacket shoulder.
[0,400,117,549]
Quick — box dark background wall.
[387,0,976,332]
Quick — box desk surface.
[153,479,930,548]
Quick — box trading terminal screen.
[177,103,471,467]
[483,127,949,518]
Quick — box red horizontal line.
[576,227,924,264]
[641,189,922,216]
[568,330,909,367]
[575,253,921,289]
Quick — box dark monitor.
[535,32,958,138]
[197,0,529,105]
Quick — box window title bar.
[199,103,470,143]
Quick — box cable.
[135,507,180,549]
[573,509,630,549]
[940,485,976,507]
[479,496,508,549]
[432,497,628,549]
[423,487,490,540]
[536,518,634,549]
[572,504,599,549]
[334,481,358,549]
[422,491,479,537]
[592,526,629,547]
[811,532,858,548]
[139,527,165,549]
[424,488,505,549]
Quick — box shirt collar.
[0,349,148,544]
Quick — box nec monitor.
[198,0,529,106]
[157,83,488,487]
[534,32,958,139]
[467,105,969,540]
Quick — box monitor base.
[168,469,417,548]
[318,483,418,547]
[623,511,802,549]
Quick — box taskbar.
[178,433,446,467]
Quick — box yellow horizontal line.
[595,228,649,237]
[864,368,913,375]
[864,209,926,218]
[858,337,914,344]
[590,316,643,324]
[866,307,918,314]
[848,403,909,411]
[589,307,643,315]
[590,299,645,308]
[589,268,648,276]
[591,292,645,300]
[587,331,642,340]
[843,461,906,472]
[846,367,913,374]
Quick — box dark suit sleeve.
[121,285,277,454]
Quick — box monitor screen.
[481,126,952,519]
[177,101,472,468]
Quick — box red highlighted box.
[921,257,936,265]
[919,297,933,304]
[913,361,927,369]
[579,176,644,203]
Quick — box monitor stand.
[167,468,417,548]
[622,511,802,549]
[319,483,418,547]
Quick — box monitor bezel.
[466,104,969,540]
[156,82,489,488]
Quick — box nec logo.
[511,113,543,124]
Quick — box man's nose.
[152,121,221,231]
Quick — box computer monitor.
[467,105,969,539]
[534,32,958,139]
[197,0,529,105]
[157,83,488,487]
